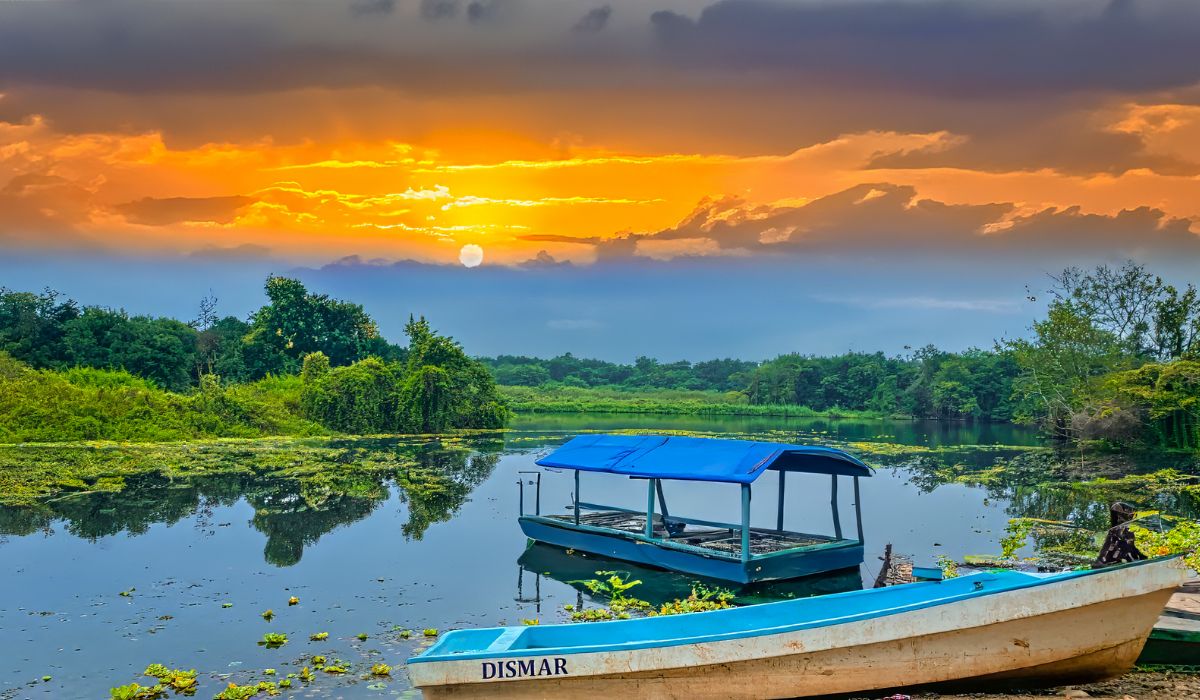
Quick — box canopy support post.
[831,475,843,540]
[776,470,786,531]
[645,478,656,539]
[854,475,864,543]
[741,483,752,563]
[573,469,580,525]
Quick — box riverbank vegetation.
[0,276,508,443]
[1,261,1196,451]
[489,261,1199,452]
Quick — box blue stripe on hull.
[519,517,864,584]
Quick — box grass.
[499,385,889,419]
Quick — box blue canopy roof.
[535,434,872,484]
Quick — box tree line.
[0,276,508,438]
[486,261,1199,449]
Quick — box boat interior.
[545,505,841,556]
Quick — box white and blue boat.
[517,434,872,584]
[408,556,1190,699]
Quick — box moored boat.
[408,555,1190,699]
[518,434,872,583]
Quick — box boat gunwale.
[409,555,1185,665]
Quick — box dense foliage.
[487,348,1018,421]
[0,276,407,389]
[0,278,507,442]
[1006,261,1200,449]
[299,318,509,434]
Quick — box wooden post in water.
[741,483,752,562]
[645,478,656,538]
[776,470,786,532]
[831,475,843,539]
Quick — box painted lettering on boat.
[481,658,568,680]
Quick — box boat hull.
[518,516,864,584]
[411,558,1188,699]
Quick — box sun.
[458,244,484,268]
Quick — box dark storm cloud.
[526,182,1200,260]
[350,0,396,16]
[650,0,1200,96]
[1,1,1198,98]
[419,0,461,20]
[116,195,255,226]
[572,5,612,33]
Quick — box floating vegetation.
[258,633,288,649]
[277,679,291,689]
[422,628,438,637]
[310,656,326,667]
[936,554,960,579]
[119,588,135,597]
[222,603,233,609]
[521,618,539,626]
[322,662,348,675]
[298,667,314,683]
[398,629,411,639]
[370,663,391,676]
[263,669,275,676]
[261,610,274,621]
[356,633,368,641]
[110,682,167,700]
[309,632,328,641]
[287,596,299,606]
[656,585,735,616]
[212,682,277,700]
[142,664,197,695]
[570,607,623,622]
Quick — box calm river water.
[0,414,1165,699]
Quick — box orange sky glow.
[2,0,1200,267]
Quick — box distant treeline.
[484,349,1018,421]
[486,261,1199,451]
[2,261,1197,451]
[0,277,508,442]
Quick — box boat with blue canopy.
[408,556,1191,699]
[516,434,872,583]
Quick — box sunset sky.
[2,0,1200,358]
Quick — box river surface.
[0,414,1182,699]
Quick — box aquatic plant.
[261,610,274,621]
[310,656,326,667]
[212,683,258,700]
[657,585,735,616]
[1000,518,1036,560]
[322,663,348,674]
[309,632,328,641]
[298,667,314,683]
[1131,517,1200,571]
[398,629,412,639]
[222,603,233,608]
[570,608,619,622]
[277,679,291,689]
[935,554,960,579]
[110,682,167,700]
[370,663,391,676]
[42,676,51,682]
[356,633,368,641]
[521,618,539,626]
[287,596,299,606]
[263,669,275,676]
[141,665,197,694]
[119,589,134,597]
[422,629,438,637]
[258,632,288,648]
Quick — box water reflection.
[0,441,502,566]
[516,542,863,609]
